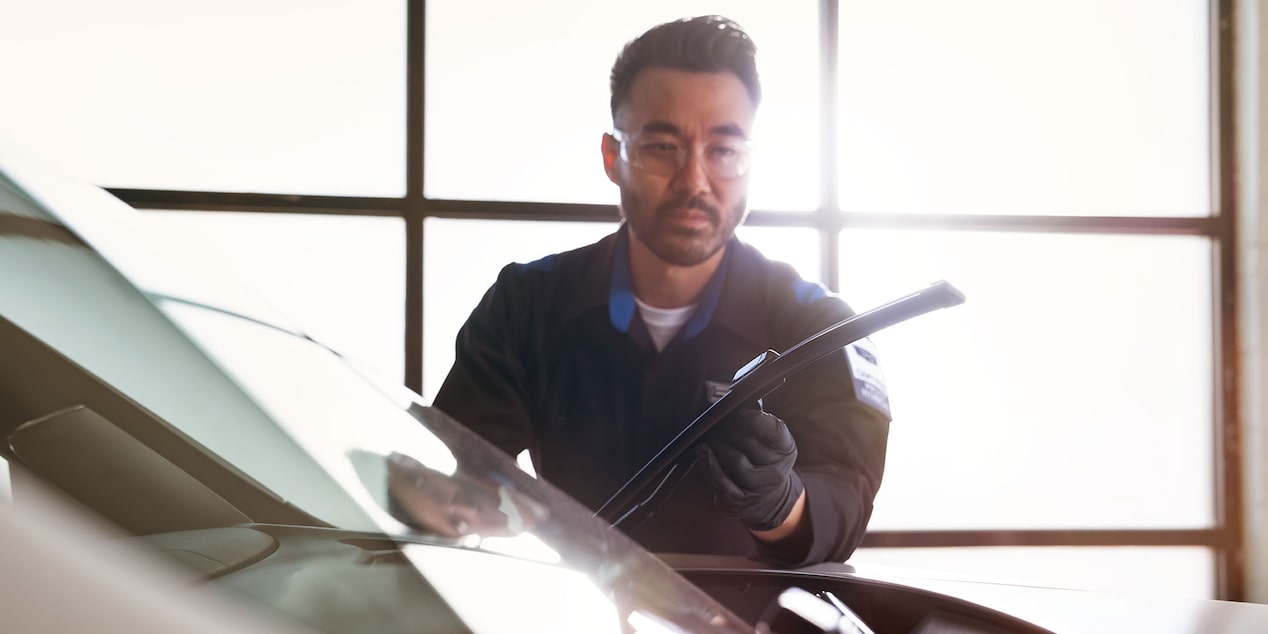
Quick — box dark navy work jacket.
[434,228,890,566]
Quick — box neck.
[626,228,726,308]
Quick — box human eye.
[639,140,680,156]
[708,146,738,159]
[707,140,747,162]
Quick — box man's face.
[603,68,755,267]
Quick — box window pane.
[423,219,619,402]
[838,231,1213,529]
[425,0,820,211]
[851,547,1214,600]
[143,211,405,385]
[837,0,1209,215]
[0,1,405,196]
[733,226,823,285]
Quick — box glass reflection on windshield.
[161,301,458,532]
[160,300,751,632]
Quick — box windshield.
[0,149,750,632]
[160,300,746,631]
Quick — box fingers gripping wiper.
[595,280,967,530]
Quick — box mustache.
[655,194,720,222]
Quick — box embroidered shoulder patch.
[844,337,890,418]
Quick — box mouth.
[660,204,717,231]
[666,209,711,223]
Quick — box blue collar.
[609,230,729,343]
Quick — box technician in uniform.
[433,15,891,566]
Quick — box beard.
[621,189,747,267]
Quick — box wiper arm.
[595,280,966,529]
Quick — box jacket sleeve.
[796,396,889,565]
[761,302,891,566]
[432,264,536,458]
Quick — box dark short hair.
[609,15,761,119]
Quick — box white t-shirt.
[634,297,697,352]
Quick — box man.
[434,15,890,566]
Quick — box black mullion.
[405,0,426,394]
[406,213,423,393]
[421,200,620,223]
[112,186,1222,239]
[109,189,402,216]
[418,200,1218,236]
[830,212,1216,236]
[862,528,1224,549]
[1212,0,1244,602]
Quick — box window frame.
[111,0,1243,600]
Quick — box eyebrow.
[638,120,748,139]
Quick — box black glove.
[700,407,804,531]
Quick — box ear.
[601,133,621,184]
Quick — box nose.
[669,150,711,195]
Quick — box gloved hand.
[700,407,804,531]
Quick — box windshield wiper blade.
[595,280,966,529]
